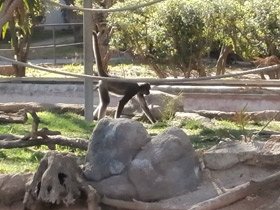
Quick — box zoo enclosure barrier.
[0,23,83,65]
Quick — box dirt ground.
[1,163,280,210]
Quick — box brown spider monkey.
[92,31,156,123]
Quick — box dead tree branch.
[0,110,88,150]
[0,109,27,123]
[0,135,88,150]
[21,111,61,142]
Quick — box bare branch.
[0,109,27,123]
[0,135,88,150]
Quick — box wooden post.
[83,0,94,122]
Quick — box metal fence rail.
[0,23,83,65]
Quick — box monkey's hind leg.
[93,105,100,120]
[98,87,110,120]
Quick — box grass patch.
[0,112,95,173]
[0,148,44,173]
[0,112,96,139]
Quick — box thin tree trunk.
[216,45,233,75]
[148,61,167,78]
[9,18,32,77]
[197,56,206,77]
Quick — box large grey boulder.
[128,127,201,201]
[84,118,201,201]
[84,118,150,181]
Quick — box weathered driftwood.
[0,109,27,123]
[0,135,88,150]
[23,152,100,210]
[101,170,280,210]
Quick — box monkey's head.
[139,83,151,95]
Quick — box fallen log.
[0,102,84,114]
[101,170,280,210]
[0,109,27,123]
[0,135,88,150]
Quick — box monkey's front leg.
[115,93,135,119]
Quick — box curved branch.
[0,0,23,32]
[46,0,166,13]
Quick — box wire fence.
[0,23,83,65]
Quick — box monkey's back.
[105,80,139,96]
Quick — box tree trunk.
[23,152,100,210]
[9,18,32,77]
[197,56,206,77]
[216,45,233,75]
[148,61,167,78]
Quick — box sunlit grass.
[0,148,44,173]
[0,112,96,139]
[37,112,96,139]
[0,112,95,173]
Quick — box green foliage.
[108,0,209,74]
[1,0,45,39]
[109,0,280,69]
[243,0,280,56]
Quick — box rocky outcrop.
[84,118,201,201]
[204,138,280,170]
